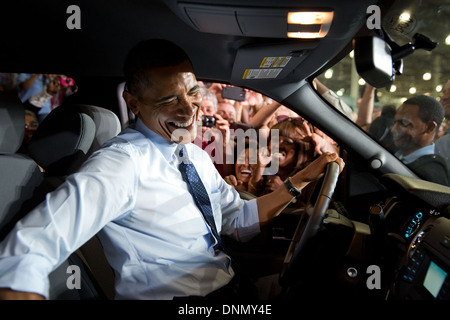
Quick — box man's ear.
[123,90,140,115]
[425,121,438,135]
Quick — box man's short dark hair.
[123,39,191,99]
[403,95,445,132]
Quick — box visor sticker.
[244,56,291,79]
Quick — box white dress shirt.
[0,118,260,299]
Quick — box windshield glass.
[315,0,450,187]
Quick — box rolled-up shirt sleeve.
[0,144,137,298]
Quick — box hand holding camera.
[200,113,230,148]
[201,115,216,127]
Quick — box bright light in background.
[445,35,450,45]
[409,87,416,94]
[358,78,366,85]
[336,89,343,96]
[390,84,397,92]
[349,50,354,58]
[423,72,431,81]
[324,69,333,79]
[436,85,443,92]
[399,12,411,22]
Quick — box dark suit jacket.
[408,154,449,186]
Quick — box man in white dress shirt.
[0,39,344,299]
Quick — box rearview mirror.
[354,36,394,88]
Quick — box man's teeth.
[173,117,193,127]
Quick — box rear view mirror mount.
[354,33,437,89]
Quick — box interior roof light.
[287,11,334,39]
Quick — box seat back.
[27,103,121,300]
[28,103,121,177]
[0,91,43,239]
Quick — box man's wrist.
[283,177,302,198]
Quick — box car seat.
[117,81,135,129]
[0,91,43,240]
[26,103,121,299]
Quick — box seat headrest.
[0,91,25,153]
[28,104,121,176]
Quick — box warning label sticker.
[260,56,292,68]
[243,68,282,79]
[243,56,291,79]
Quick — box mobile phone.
[201,115,216,127]
[229,122,254,131]
[222,86,246,101]
[60,77,74,86]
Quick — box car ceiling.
[0,0,380,99]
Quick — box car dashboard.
[374,174,450,300]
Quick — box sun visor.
[230,41,319,85]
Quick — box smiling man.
[0,39,344,300]
[391,95,448,185]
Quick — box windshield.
[315,0,450,187]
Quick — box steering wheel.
[279,161,340,286]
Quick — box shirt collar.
[134,118,179,162]
[396,144,435,164]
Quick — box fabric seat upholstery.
[0,91,43,239]
[26,103,121,300]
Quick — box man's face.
[201,99,215,116]
[126,61,202,144]
[441,80,450,118]
[391,104,429,155]
[217,102,236,123]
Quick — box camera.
[201,115,216,127]
[60,77,74,86]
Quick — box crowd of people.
[194,81,341,205]
[0,73,77,155]
[194,78,449,189]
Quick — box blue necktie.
[178,146,225,252]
